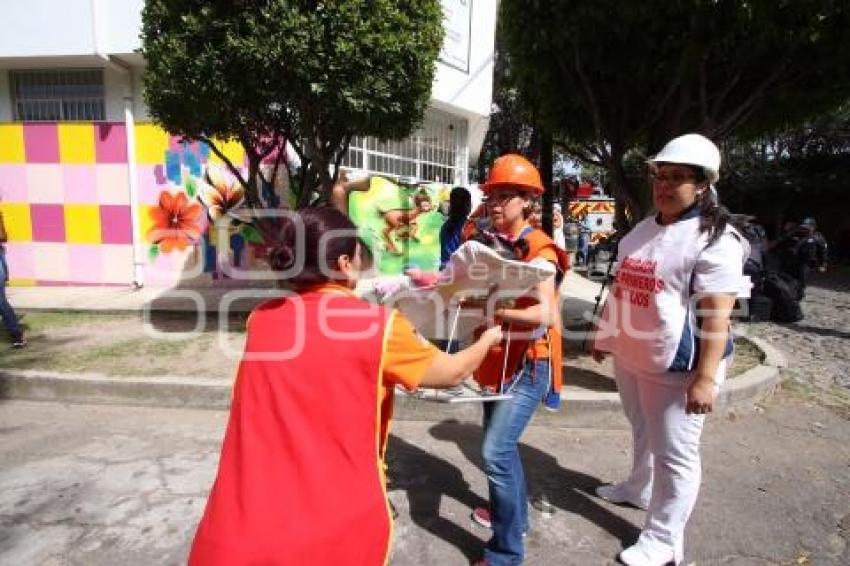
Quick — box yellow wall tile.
[209,138,245,166]
[135,123,170,165]
[58,123,96,163]
[64,204,101,244]
[0,202,32,241]
[0,124,26,163]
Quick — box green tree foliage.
[501,0,850,224]
[721,105,850,238]
[476,22,539,181]
[142,0,443,208]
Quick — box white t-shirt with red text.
[595,213,750,375]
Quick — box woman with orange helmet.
[467,154,570,566]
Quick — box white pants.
[613,359,727,556]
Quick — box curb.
[0,370,232,410]
[0,336,782,420]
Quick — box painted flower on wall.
[198,166,250,222]
[148,191,204,253]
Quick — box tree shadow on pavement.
[428,419,641,546]
[784,323,850,340]
[386,434,488,561]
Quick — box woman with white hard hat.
[592,133,750,565]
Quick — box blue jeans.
[0,253,22,341]
[482,359,551,565]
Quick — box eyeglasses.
[649,171,696,186]
[484,192,522,205]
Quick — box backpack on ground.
[761,270,803,323]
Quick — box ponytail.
[686,165,740,246]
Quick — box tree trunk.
[246,156,261,208]
[316,156,334,205]
[540,130,554,236]
[297,162,317,209]
[605,149,650,230]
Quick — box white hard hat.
[649,133,721,183]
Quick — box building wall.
[0,121,256,287]
[0,115,458,287]
[432,0,497,120]
[0,0,143,58]
[0,0,96,58]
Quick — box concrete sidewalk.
[6,271,606,322]
[0,394,847,565]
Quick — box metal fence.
[341,108,468,185]
[11,69,105,122]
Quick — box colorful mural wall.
[349,177,450,275]
[0,122,284,287]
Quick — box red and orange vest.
[189,292,394,566]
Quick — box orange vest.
[189,293,394,566]
[471,228,570,399]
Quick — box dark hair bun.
[269,245,295,272]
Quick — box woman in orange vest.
[467,155,570,566]
[188,207,503,566]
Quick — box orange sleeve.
[381,310,440,391]
[534,245,558,265]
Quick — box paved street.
[1,393,848,565]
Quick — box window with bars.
[340,110,467,185]
[10,69,105,121]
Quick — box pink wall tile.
[32,242,69,281]
[63,165,98,203]
[24,124,59,163]
[95,164,130,205]
[144,249,181,286]
[2,243,35,278]
[26,164,64,203]
[30,204,66,242]
[95,123,127,163]
[138,166,167,204]
[67,244,104,283]
[99,205,132,244]
[0,165,28,202]
[100,244,134,284]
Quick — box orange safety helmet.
[482,154,545,195]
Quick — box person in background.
[774,217,828,297]
[737,215,768,291]
[792,217,828,292]
[576,221,591,266]
[836,219,850,264]
[440,186,473,269]
[0,209,25,348]
[552,203,567,251]
[189,207,503,566]
[593,134,749,566]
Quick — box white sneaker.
[618,538,680,566]
[595,483,649,510]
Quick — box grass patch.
[1,310,243,378]
[17,310,139,332]
[779,374,850,420]
[729,336,763,377]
